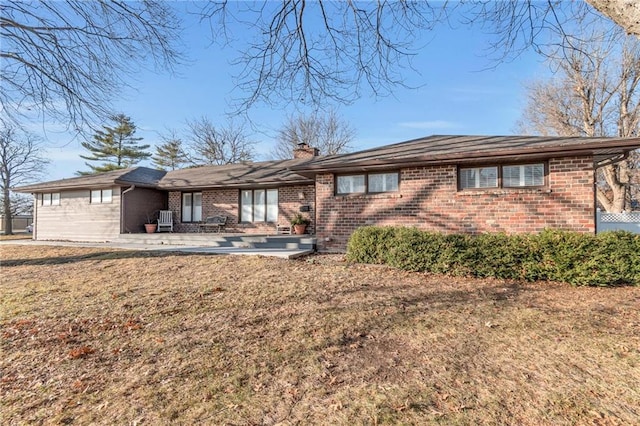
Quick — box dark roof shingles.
[157,159,314,190]
[14,167,166,192]
[291,135,640,171]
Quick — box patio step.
[117,233,316,250]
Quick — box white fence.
[596,211,640,234]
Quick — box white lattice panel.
[600,212,640,223]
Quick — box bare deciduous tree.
[2,0,635,131]
[199,1,635,112]
[0,1,182,132]
[272,110,355,159]
[187,117,254,165]
[0,125,48,234]
[518,28,640,212]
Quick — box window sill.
[457,188,551,196]
[334,193,402,200]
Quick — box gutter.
[594,152,630,169]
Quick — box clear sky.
[37,4,550,182]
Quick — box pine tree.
[152,137,187,171]
[78,114,151,175]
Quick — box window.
[336,172,399,195]
[41,193,60,206]
[90,189,112,204]
[240,189,278,222]
[503,164,544,187]
[458,163,546,190]
[368,172,399,193]
[337,175,366,194]
[459,167,498,189]
[182,192,202,222]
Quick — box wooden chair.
[157,210,173,232]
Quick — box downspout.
[32,193,37,240]
[120,185,135,234]
[593,170,598,235]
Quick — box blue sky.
[40,4,549,181]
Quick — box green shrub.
[346,227,640,286]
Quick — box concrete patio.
[1,234,317,259]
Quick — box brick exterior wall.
[167,184,315,234]
[316,156,596,251]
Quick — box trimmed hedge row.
[346,227,640,286]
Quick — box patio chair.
[157,210,173,232]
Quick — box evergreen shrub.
[346,226,639,286]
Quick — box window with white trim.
[503,164,545,187]
[182,192,202,222]
[240,189,278,222]
[336,172,399,195]
[41,193,60,206]
[459,167,498,189]
[90,189,112,204]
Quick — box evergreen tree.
[78,114,151,175]
[152,134,187,171]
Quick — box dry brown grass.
[0,233,32,241]
[1,245,639,425]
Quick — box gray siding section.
[34,187,121,242]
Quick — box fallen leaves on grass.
[1,245,639,425]
[68,346,95,359]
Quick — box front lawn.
[1,245,639,424]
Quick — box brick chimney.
[293,142,319,159]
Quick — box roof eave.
[13,182,123,193]
[291,142,640,175]
[157,178,315,191]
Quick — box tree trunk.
[3,188,13,235]
[586,0,640,36]
[600,164,627,212]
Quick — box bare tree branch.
[0,1,183,132]
[272,109,355,159]
[0,123,48,234]
[187,117,255,165]
[518,26,640,212]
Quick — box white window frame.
[181,192,202,222]
[41,192,60,206]
[90,189,113,204]
[240,188,278,223]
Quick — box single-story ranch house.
[15,135,640,251]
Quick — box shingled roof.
[157,159,314,190]
[14,167,167,192]
[13,159,314,193]
[290,135,640,175]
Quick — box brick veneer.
[167,184,315,234]
[316,156,596,251]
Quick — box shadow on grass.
[1,249,216,267]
